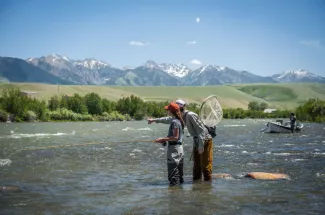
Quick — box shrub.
[49,108,77,121]
[76,114,93,121]
[25,110,37,122]
[102,112,110,117]
[48,108,93,121]
[0,109,8,122]
[98,111,131,121]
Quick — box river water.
[0,119,324,215]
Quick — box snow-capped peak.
[52,54,69,60]
[73,58,110,70]
[278,69,315,79]
[274,69,325,83]
[26,54,70,64]
[142,61,191,77]
[197,65,227,75]
[198,65,209,75]
[159,63,191,78]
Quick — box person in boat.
[149,99,214,182]
[154,102,185,186]
[290,113,296,133]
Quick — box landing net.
[199,95,223,127]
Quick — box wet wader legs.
[167,145,184,186]
[168,162,180,186]
[193,138,213,181]
[168,157,184,185]
[179,158,184,183]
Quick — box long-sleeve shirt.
[152,111,211,150]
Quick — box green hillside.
[234,83,325,109]
[0,82,324,110]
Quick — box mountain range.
[0,54,324,86]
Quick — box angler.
[148,96,222,182]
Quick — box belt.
[168,142,182,146]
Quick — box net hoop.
[199,95,223,127]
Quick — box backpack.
[204,125,217,138]
[184,111,217,138]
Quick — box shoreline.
[1,118,323,124]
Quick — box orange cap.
[164,102,180,112]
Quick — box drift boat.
[263,119,303,133]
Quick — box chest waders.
[166,143,184,185]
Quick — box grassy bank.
[234,83,325,109]
[1,82,325,110]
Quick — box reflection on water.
[0,120,324,214]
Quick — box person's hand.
[148,119,154,124]
[155,138,166,143]
[198,148,204,154]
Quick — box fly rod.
[22,139,157,151]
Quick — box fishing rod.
[3,139,157,159]
[22,139,157,151]
[20,135,196,152]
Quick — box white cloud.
[196,17,200,23]
[129,41,149,46]
[190,59,202,65]
[299,40,320,47]
[187,41,197,45]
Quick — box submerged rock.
[245,172,290,180]
[1,186,21,192]
[212,172,290,180]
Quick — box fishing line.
[24,139,157,151]
[2,139,157,160]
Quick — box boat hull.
[265,122,302,133]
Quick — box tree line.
[0,88,324,122]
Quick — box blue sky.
[0,0,324,76]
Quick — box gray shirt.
[153,111,211,150]
[167,118,183,144]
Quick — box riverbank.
[1,88,324,123]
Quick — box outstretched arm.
[148,116,173,124]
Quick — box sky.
[0,0,324,76]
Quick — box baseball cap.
[164,102,180,112]
[175,99,186,108]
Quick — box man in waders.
[290,113,296,133]
[148,99,213,182]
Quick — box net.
[199,95,223,127]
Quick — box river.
[0,119,324,214]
